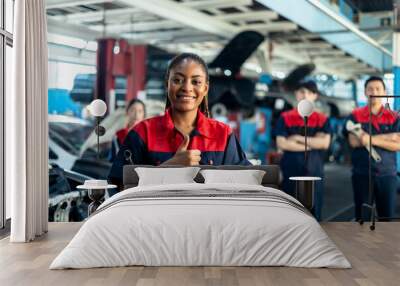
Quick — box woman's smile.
[176,94,197,101]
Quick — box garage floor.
[322,163,400,221]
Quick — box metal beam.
[47,0,252,18]
[47,17,105,41]
[91,20,181,33]
[48,33,97,51]
[240,22,297,33]
[314,57,358,64]
[118,0,237,37]
[115,0,299,72]
[156,35,224,44]
[47,0,360,78]
[183,0,252,10]
[236,5,251,13]
[306,0,390,56]
[288,42,332,49]
[216,11,278,21]
[46,0,112,9]
[51,7,140,22]
[48,43,96,66]
[375,31,392,44]
[272,42,352,78]
[305,49,346,56]
[122,29,211,43]
[160,44,219,61]
[324,61,364,68]
[257,0,392,70]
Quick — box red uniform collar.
[353,105,397,130]
[116,128,129,144]
[163,108,215,138]
[282,108,327,128]
[287,108,321,120]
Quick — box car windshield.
[49,121,94,154]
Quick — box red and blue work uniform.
[275,108,331,221]
[108,108,250,188]
[109,127,130,162]
[343,106,400,220]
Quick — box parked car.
[49,114,111,178]
[49,114,92,169]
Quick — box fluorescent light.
[320,74,328,81]
[113,41,120,54]
[224,69,232,76]
[272,71,286,79]
[384,73,394,79]
[243,62,262,74]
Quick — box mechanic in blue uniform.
[343,76,400,221]
[108,53,250,189]
[275,81,331,221]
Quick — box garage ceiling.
[46,0,382,78]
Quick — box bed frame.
[123,165,280,189]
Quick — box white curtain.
[7,0,48,242]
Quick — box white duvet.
[50,183,351,269]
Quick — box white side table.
[77,180,116,216]
[289,176,321,212]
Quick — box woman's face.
[127,102,145,126]
[167,59,209,113]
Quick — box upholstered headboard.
[123,165,280,189]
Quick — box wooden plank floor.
[0,222,399,286]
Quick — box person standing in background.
[109,99,146,162]
[344,76,400,221]
[275,81,331,221]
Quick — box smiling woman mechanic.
[108,53,250,189]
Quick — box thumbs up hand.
[161,135,201,166]
[177,134,190,152]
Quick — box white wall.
[48,61,96,90]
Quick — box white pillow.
[200,169,266,185]
[135,167,200,186]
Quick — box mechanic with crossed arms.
[344,76,400,221]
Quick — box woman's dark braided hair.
[165,53,210,117]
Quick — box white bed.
[50,182,351,269]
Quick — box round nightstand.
[289,176,321,212]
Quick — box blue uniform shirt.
[108,108,251,187]
[343,105,400,176]
[275,108,331,178]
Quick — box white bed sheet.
[50,183,351,269]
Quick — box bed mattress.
[50,183,350,269]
